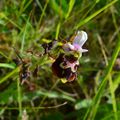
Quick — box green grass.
[0,0,120,119]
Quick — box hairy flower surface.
[52,54,79,82]
[52,30,88,83]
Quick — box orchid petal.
[80,49,88,53]
[67,43,74,50]
[73,31,88,47]
[63,43,74,51]
[79,47,88,53]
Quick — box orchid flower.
[52,30,88,83]
[63,31,88,54]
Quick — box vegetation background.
[0,0,120,119]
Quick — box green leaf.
[0,63,16,69]
[0,67,19,84]
[113,74,120,92]
[0,82,18,104]
[41,112,64,120]
[75,0,118,29]
[23,90,76,102]
[65,0,75,19]
[49,0,67,18]
[75,99,92,110]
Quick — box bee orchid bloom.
[63,31,88,54]
[52,30,88,83]
[52,54,79,82]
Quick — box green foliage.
[0,0,120,119]
[0,82,18,104]
[75,99,92,110]
[41,112,64,120]
[0,63,15,69]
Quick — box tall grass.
[0,0,120,119]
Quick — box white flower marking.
[63,31,88,53]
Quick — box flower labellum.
[52,53,79,83]
[52,30,88,83]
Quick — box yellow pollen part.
[61,78,67,83]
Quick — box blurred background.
[0,0,120,119]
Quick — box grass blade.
[17,78,22,119]
[0,63,15,69]
[0,67,19,84]
[0,12,21,30]
[65,0,75,19]
[83,7,120,120]
[75,0,118,29]
[55,22,61,40]
[109,75,118,120]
